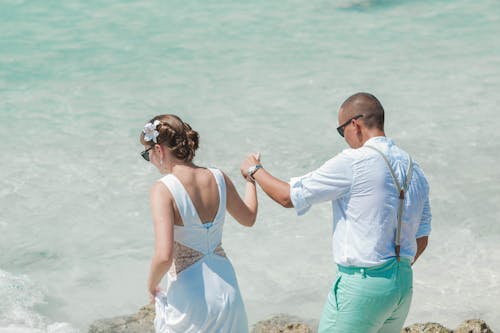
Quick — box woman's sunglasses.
[140,145,155,161]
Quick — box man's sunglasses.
[336,115,363,137]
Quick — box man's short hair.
[342,92,385,131]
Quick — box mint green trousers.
[318,258,413,333]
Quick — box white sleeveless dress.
[154,168,249,333]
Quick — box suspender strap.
[365,145,413,262]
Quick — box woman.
[140,114,258,333]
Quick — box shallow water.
[1,0,500,331]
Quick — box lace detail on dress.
[169,241,227,277]
[214,244,227,258]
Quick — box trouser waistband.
[337,257,411,277]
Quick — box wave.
[0,270,78,333]
[336,0,413,11]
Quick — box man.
[241,92,431,333]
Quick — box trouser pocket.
[332,272,343,310]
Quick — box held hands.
[240,153,261,181]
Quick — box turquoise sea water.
[1,0,500,331]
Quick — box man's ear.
[354,120,363,134]
[355,122,364,142]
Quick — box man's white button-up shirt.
[290,136,431,267]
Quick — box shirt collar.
[363,136,394,147]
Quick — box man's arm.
[413,196,432,265]
[413,236,428,265]
[241,152,353,215]
[240,154,293,208]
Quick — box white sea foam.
[0,270,78,333]
[0,323,77,333]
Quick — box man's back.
[332,136,431,266]
[288,136,431,267]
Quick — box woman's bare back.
[170,167,221,226]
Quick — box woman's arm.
[224,172,258,227]
[147,181,175,302]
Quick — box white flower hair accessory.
[143,120,161,143]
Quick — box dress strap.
[207,168,227,221]
[365,145,413,261]
[158,174,200,227]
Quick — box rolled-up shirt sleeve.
[289,152,353,216]
[416,197,432,237]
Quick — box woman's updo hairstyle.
[140,114,199,162]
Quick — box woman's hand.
[148,286,161,304]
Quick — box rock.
[401,322,452,333]
[88,304,155,333]
[87,307,495,333]
[454,319,494,333]
[251,314,317,333]
[401,319,496,333]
